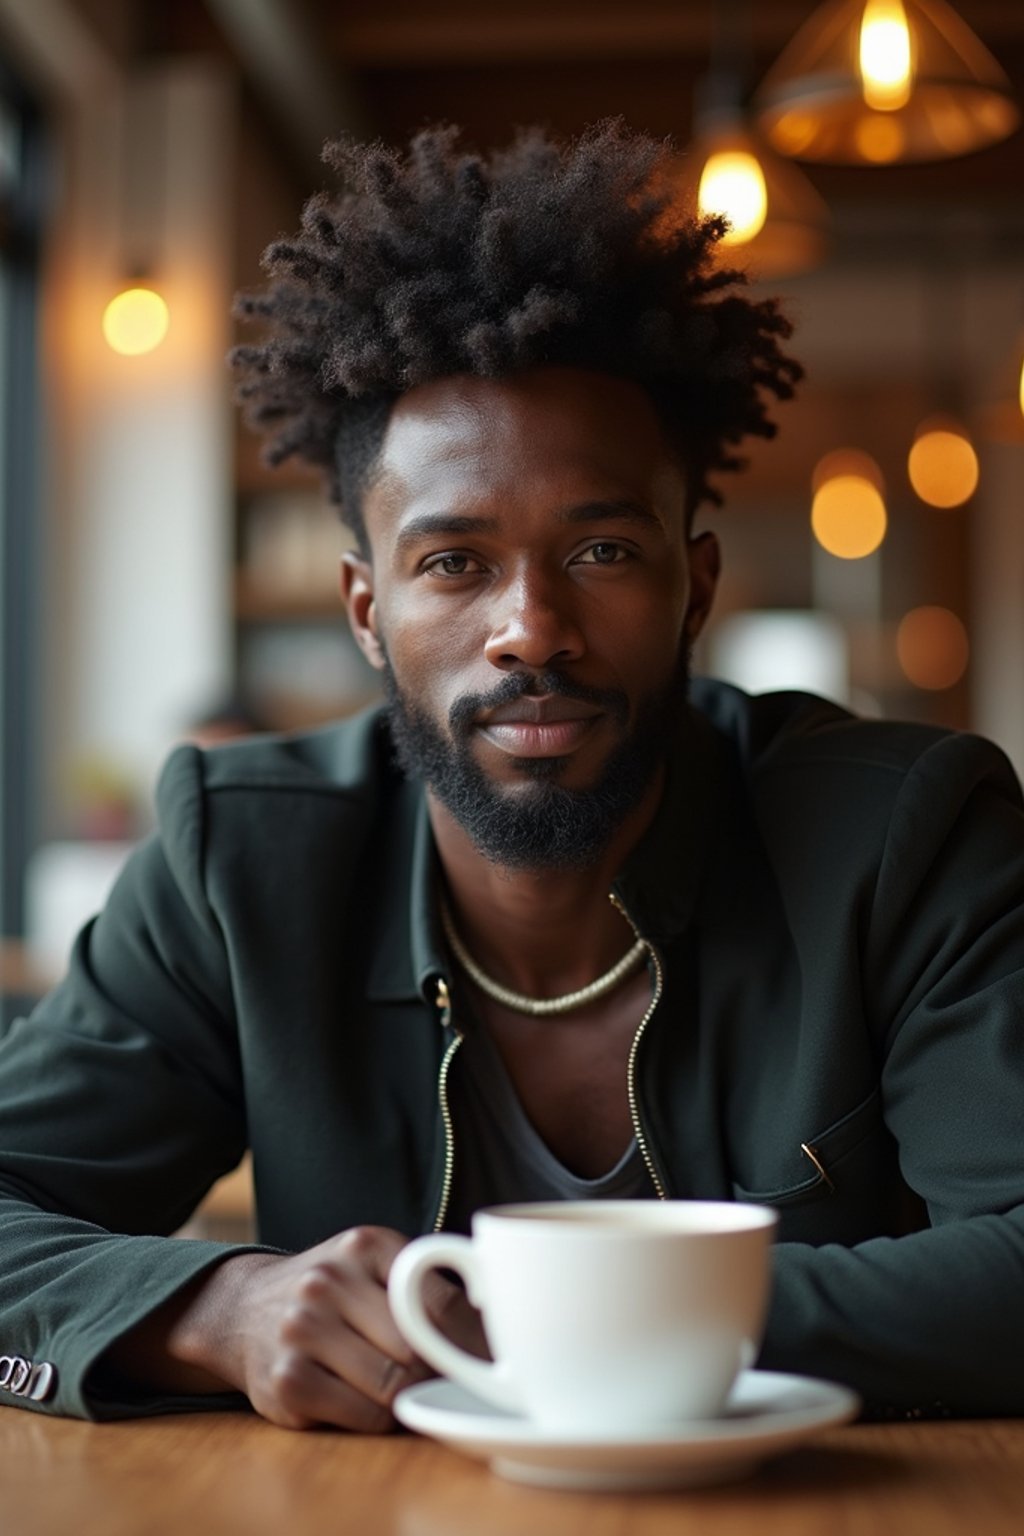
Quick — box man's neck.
[427,765,665,1000]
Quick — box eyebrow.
[394,499,664,554]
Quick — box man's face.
[342,367,719,869]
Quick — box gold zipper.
[430,895,668,1226]
[431,977,463,1232]
[610,891,669,1201]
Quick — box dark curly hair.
[231,120,802,551]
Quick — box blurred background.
[1,0,1023,1014]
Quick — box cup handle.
[388,1235,524,1414]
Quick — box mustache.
[449,672,629,737]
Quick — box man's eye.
[577,542,627,565]
[424,553,482,577]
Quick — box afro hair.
[231,119,803,548]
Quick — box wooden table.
[2,1407,1023,1536]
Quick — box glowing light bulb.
[908,423,979,508]
[697,151,768,244]
[1019,354,1024,419]
[859,0,913,112]
[102,287,169,356]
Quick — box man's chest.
[466,968,654,1178]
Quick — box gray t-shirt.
[445,1015,655,1234]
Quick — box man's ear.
[340,552,386,671]
[683,530,721,642]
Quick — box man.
[1,122,1022,1431]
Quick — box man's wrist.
[166,1251,282,1392]
[101,1251,282,1397]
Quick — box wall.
[45,58,237,833]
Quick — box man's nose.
[482,570,586,672]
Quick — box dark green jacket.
[2,680,1023,1421]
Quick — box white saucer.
[394,1369,860,1491]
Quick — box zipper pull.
[434,976,452,1030]
[800,1141,836,1193]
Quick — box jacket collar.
[611,704,727,946]
[364,702,727,1003]
[365,771,447,1003]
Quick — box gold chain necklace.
[439,898,648,1017]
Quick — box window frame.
[0,58,46,969]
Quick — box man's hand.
[106,1226,486,1432]
[216,1227,462,1431]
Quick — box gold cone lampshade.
[754,0,1020,164]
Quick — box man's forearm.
[761,1216,1024,1416]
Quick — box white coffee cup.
[388,1200,777,1433]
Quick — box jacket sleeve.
[759,732,1024,1416]
[0,746,279,1420]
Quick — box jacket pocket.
[732,1085,884,1210]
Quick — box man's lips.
[475,696,603,758]
[480,696,601,726]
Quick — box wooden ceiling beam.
[0,0,118,103]
[332,13,711,67]
[330,3,1024,69]
[205,0,372,167]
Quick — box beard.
[382,649,690,873]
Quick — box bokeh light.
[811,450,888,560]
[908,421,979,507]
[102,287,170,356]
[896,605,969,690]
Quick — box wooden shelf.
[0,940,56,1000]
[255,689,382,734]
[234,574,346,623]
[233,429,325,497]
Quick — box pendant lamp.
[103,79,170,356]
[664,65,830,279]
[754,0,1020,164]
[690,118,830,278]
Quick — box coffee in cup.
[388,1200,776,1433]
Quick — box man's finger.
[281,1294,431,1409]
[261,1351,400,1434]
[319,1227,424,1364]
